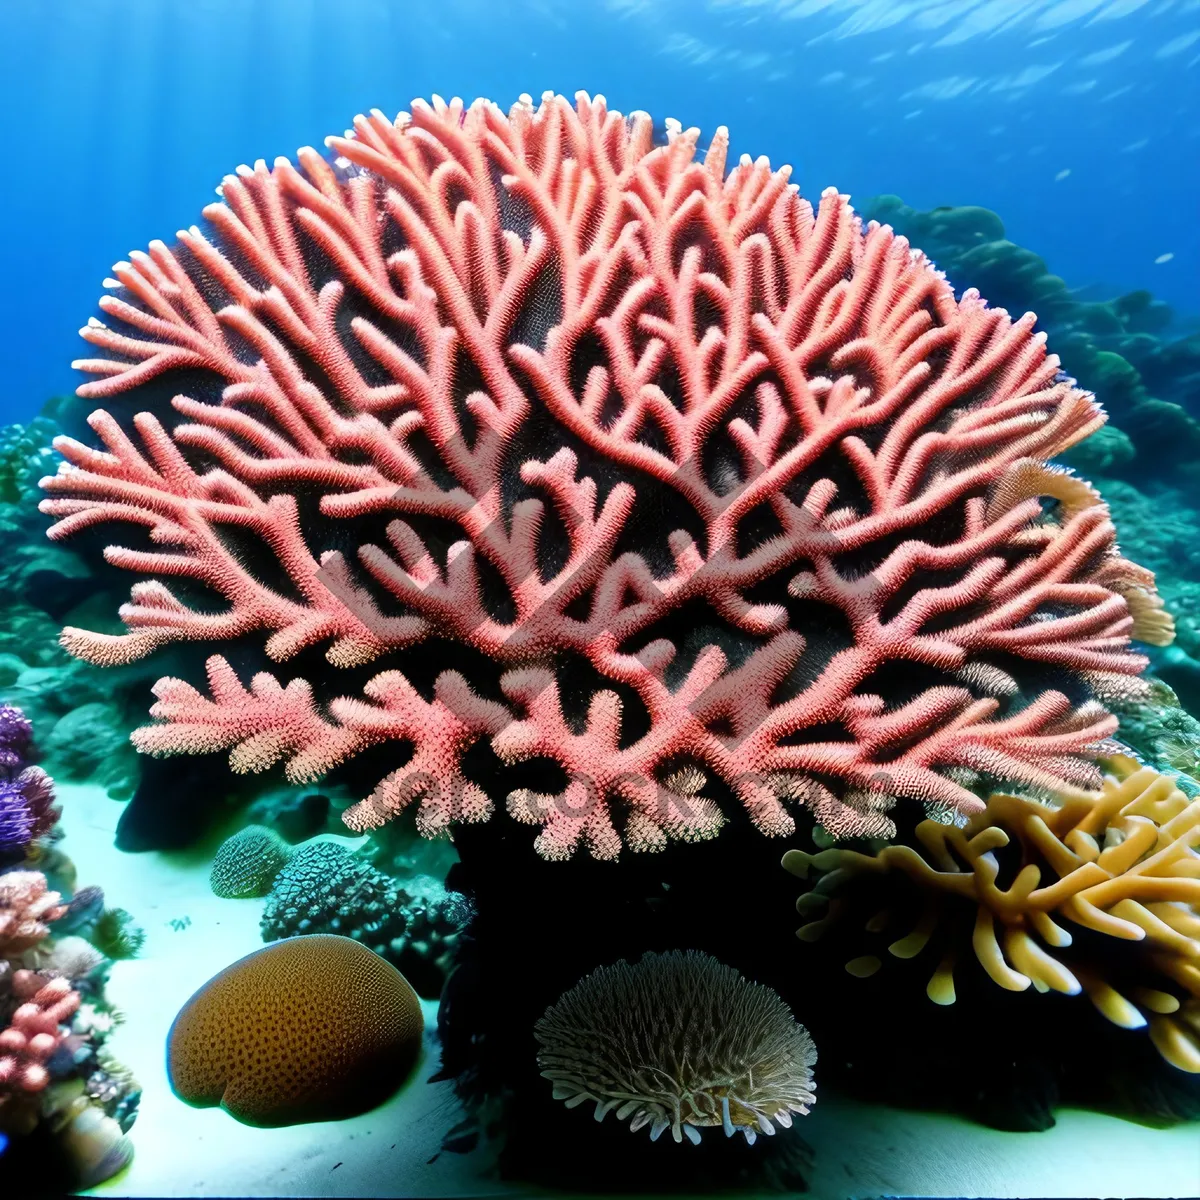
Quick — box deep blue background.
[1,0,1196,420]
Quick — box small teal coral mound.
[210,825,292,899]
[260,842,471,999]
[535,950,816,1145]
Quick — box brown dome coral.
[783,755,1200,1072]
[167,934,424,1125]
[534,950,816,1145]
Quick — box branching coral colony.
[41,91,1171,862]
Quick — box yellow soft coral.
[782,755,1200,1072]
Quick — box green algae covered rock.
[210,825,293,898]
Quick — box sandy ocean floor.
[53,779,1200,1199]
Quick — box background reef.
[859,197,1200,762]
[1,184,1198,1191]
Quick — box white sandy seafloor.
[54,779,1200,1200]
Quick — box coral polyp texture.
[0,972,80,1099]
[0,705,34,768]
[783,755,1200,1072]
[0,703,57,865]
[534,949,816,1145]
[259,840,470,998]
[0,871,67,957]
[41,91,1169,861]
[167,934,424,1126]
[0,769,58,866]
[209,824,292,898]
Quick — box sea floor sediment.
[57,781,1200,1199]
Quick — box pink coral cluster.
[0,971,79,1097]
[0,871,67,957]
[41,92,1167,860]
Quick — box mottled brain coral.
[41,91,1170,862]
[167,934,424,1126]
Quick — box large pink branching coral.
[41,92,1169,860]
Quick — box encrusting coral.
[534,949,816,1145]
[38,91,1168,862]
[86,1046,142,1134]
[259,840,470,998]
[167,934,424,1126]
[783,754,1200,1072]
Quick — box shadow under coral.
[436,797,1199,1193]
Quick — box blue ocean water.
[0,0,1196,421]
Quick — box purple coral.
[0,705,32,770]
[0,705,57,863]
[0,769,59,863]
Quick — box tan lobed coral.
[534,950,816,1145]
[782,755,1200,1072]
